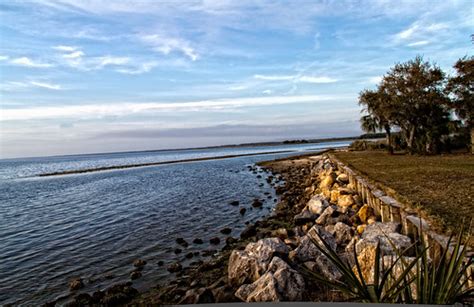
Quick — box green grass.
[332,151,474,238]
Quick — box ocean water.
[0,141,349,305]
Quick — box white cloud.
[0,94,352,121]
[1,80,62,91]
[407,40,430,47]
[262,89,273,95]
[368,76,382,84]
[30,81,62,90]
[62,50,85,59]
[10,57,53,68]
[254,74,294,81]
[139,34,198,61]
[0,55,9,61]
[93,56,130,68]
[52,45,78,52]
[298,76,338,84]
[392,20,450,46]
[254,74,337,84]
[116,61,158,74]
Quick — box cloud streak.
[1,94,351,121]
[9,57,53,68]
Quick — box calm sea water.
[0,141,349,305]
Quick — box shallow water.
[0,141,349,305]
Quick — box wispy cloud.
[139,34,198,61]
[29,81,62,90]
[254,74,294,81]
[9,57,53,68]
[298,76,338,84]
[52,45,78,52]
[0,55,9,61]
[407,40,430,47]
[254,74,338,84]
[115,62,158,75]
[1,95,351,121]
[2,80,62,91]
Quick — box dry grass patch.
[332,151,474,238]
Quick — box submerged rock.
[252,199,263,208]
[176,237,189,247]
[229,200,240,206]
[167,262,182,273]
[130,270,142,280]
[220,227,232,235]
[239,207,247,215]
[210,237,221,245]
[193,238,204,244]
[68,278,84,291]
[133,259,147,268]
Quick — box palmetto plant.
[302,224,473,304]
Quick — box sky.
[0,0,472,158]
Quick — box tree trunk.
[384,125,393,154]
[471,126,474,154]
[407,126,416,154]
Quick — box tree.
[358,89,394,154]
[447,56,474,153]
[378,56,449,154]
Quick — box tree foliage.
[359,56,473,154]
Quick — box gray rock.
[333,222,353,245]
[290,235,323,262]
[229,238,289,287]
[314,254,342,281]
[228,250,260,286]
[245,237,289,272]
[362,222,401,239]
[235,272,281,302]
[307,225,337,251]
[307,195,329,215]
[294,208,317,225]
[235,257,304,302]
[315,205,336,225]
[356,232,412,255]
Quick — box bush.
[349,140,386,151]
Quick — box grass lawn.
[332,150,474,238]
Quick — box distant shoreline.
[37,150,297,177]
[5,136,360,161]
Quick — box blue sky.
[0,0,472,158]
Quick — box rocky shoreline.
[57,151,417,305]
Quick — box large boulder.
[320,173,335,189]
[235,257,305,302]
[356,233,412,255]
[362,222,401,239]
[235,272,281,302]
[228,250,260,286]
[354,246,418,287]
[307,225,337,251]
[332,222,353,245]
[307,195,328,215]
[314,254,342,282]
[290,236,323,262]
[315,205,336,225]
[330,189,340,204]
[357,204,374,224]
[336,173,349,184]
[294,208,317,225]
[337,195,355,207]
[245,238,289,266]
[228,238,289,286]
